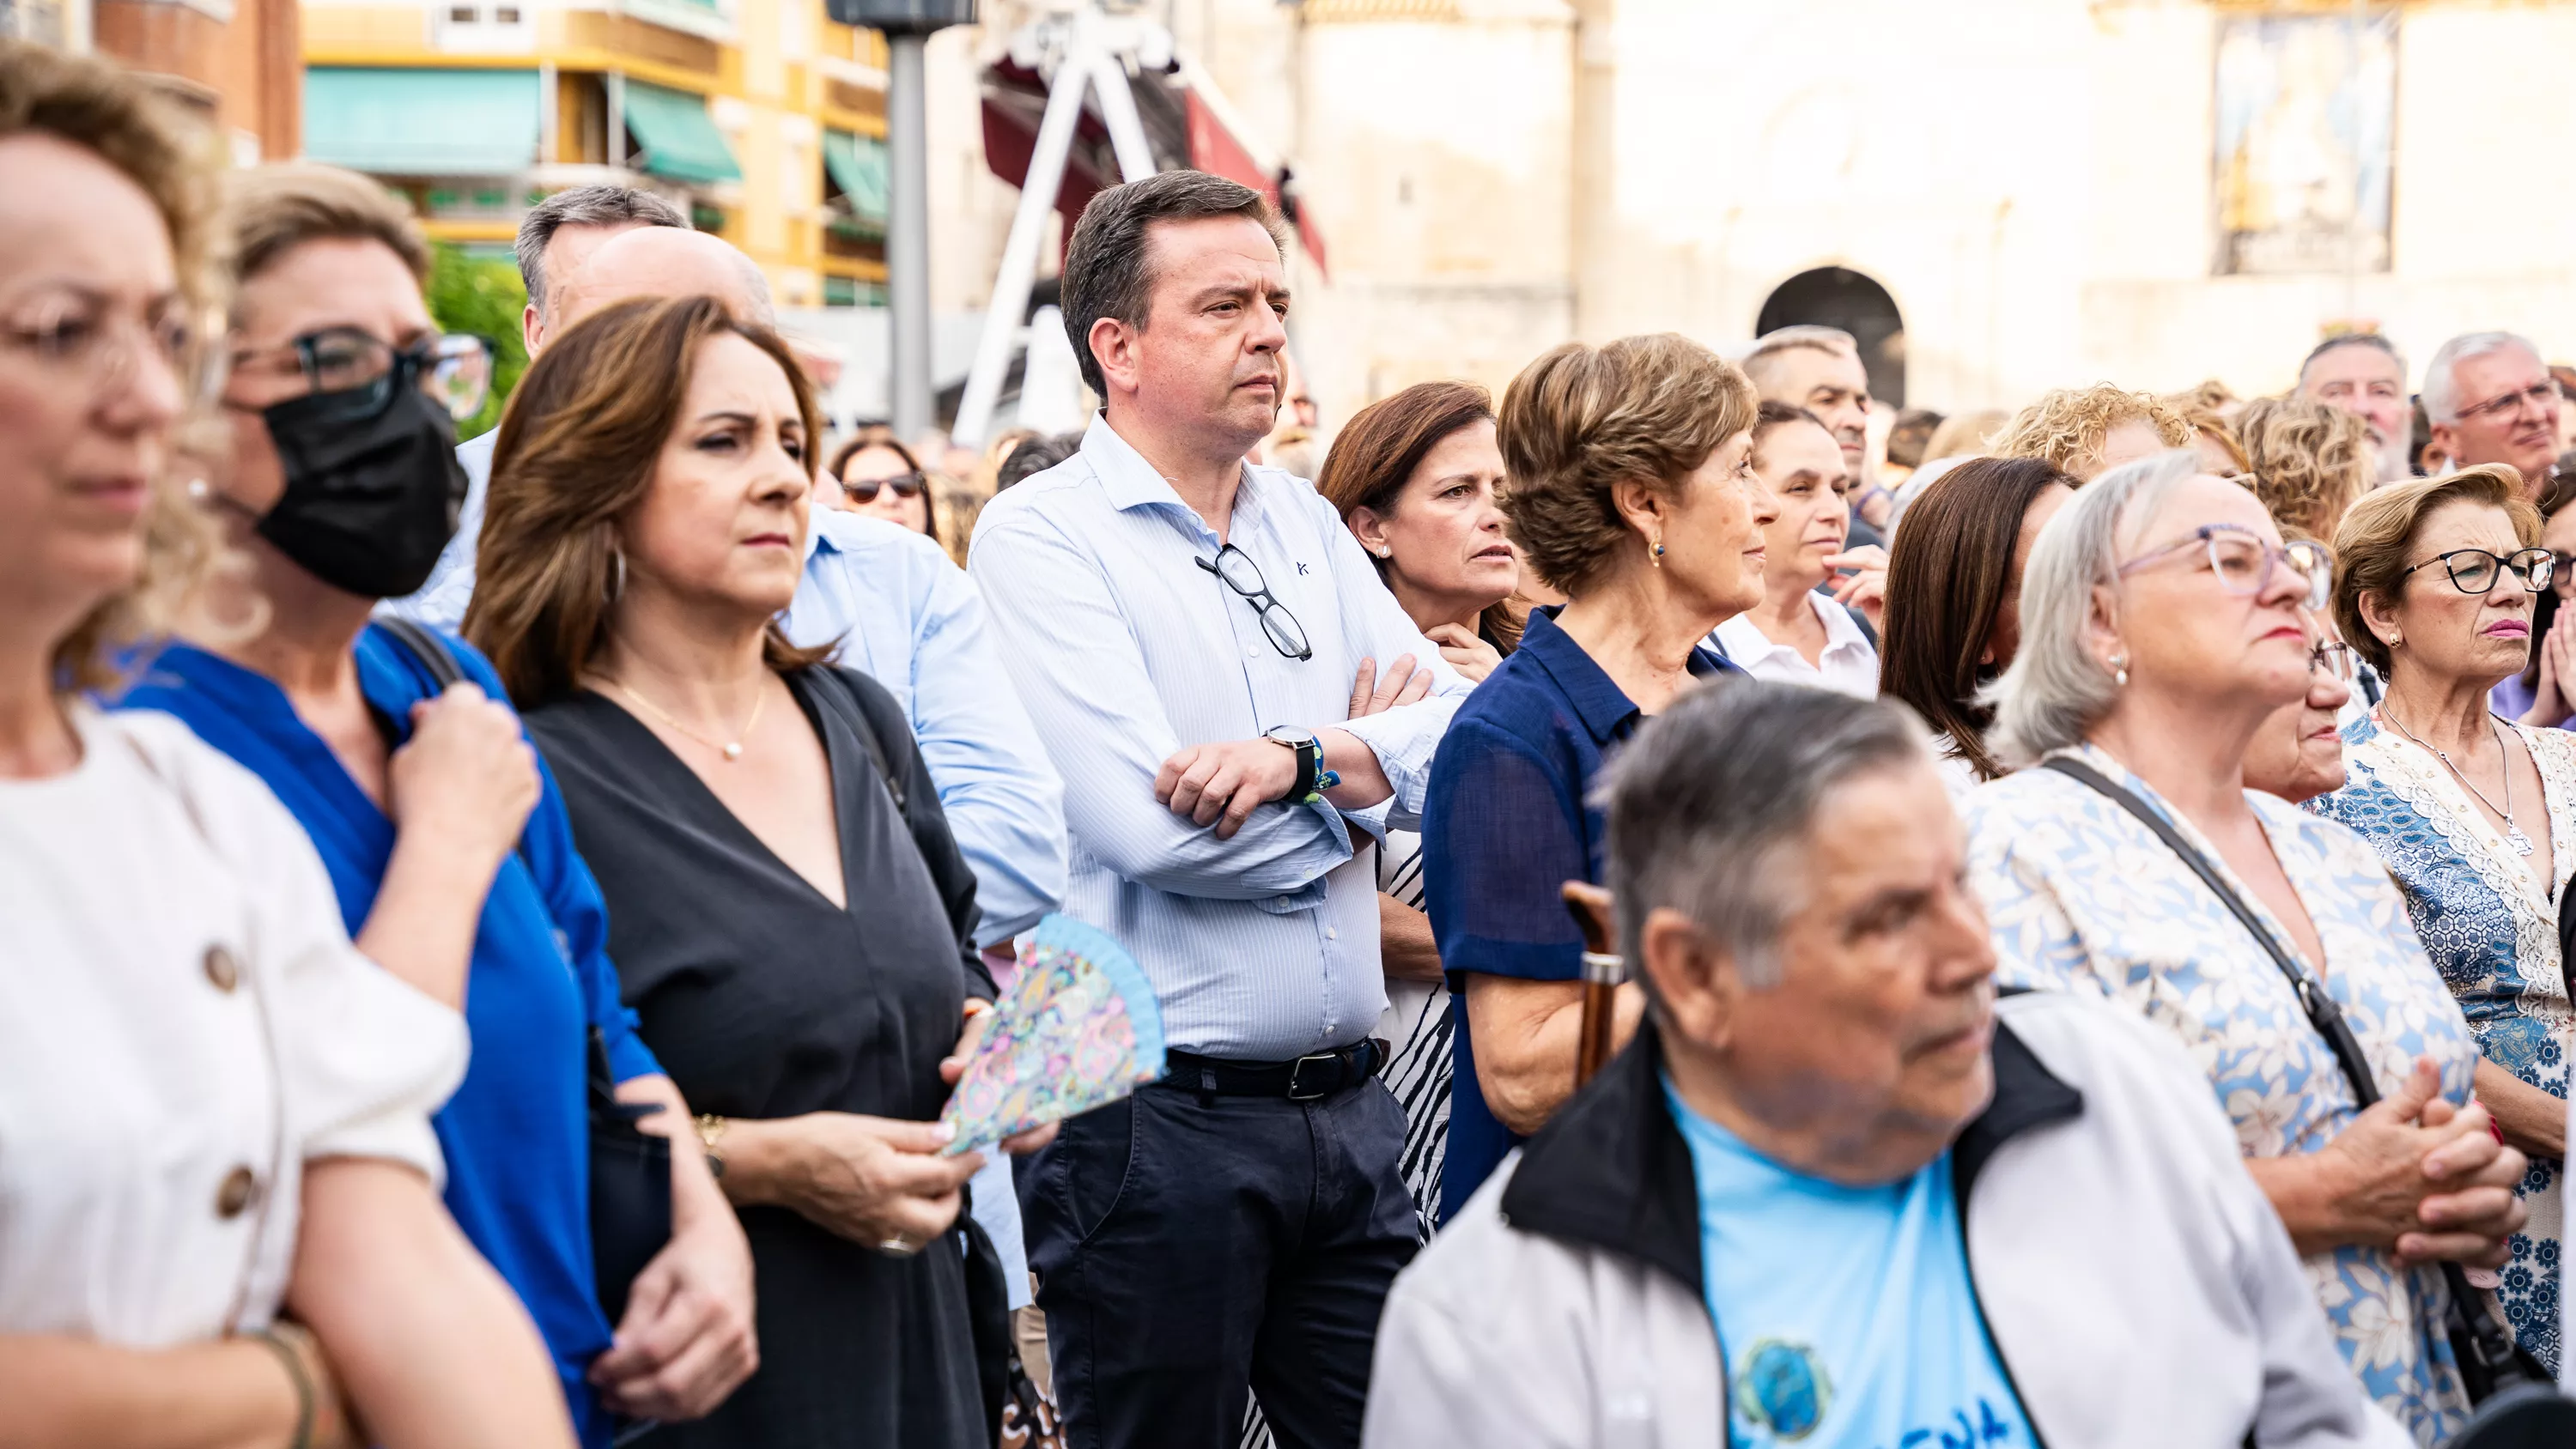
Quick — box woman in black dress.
[465,294,1037,1448]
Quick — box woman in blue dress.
[119,163,756,1444]
[2311,464,2570,1373]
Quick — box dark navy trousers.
[1024,1076,1421,1449]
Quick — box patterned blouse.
[1965,743,2482,1446]
[2309,715,2572,1375]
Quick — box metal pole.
[952,36,1097,447]
[888,31,933,443]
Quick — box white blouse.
[1709,594,1880,698]
[0,706,465,1346]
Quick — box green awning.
[623,82,740,185]
[824,130,889,227]
[304,68,539,176]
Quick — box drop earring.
[2111,653,2129,688]
[1650,536,1666,568]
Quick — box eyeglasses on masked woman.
[2398,547,2555,596]
[2115,523,2334,612]
[228,326,493,424]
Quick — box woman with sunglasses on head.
[826,433,937,543]
[1965,452,2528,1441]
[116,164,756,1446]
[2307,465,2569,1377]
[0,48,578,1449]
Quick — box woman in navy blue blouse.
[120,164,755,1446]
[1423,333,1771,1222]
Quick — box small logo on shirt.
[1296,561,1310,575]
[1735,1340,1831,1440]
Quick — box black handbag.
[374,616,672,1324]
[2043,757,2552,1404]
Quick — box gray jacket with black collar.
[1362,991,2410,1449]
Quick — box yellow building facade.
[301,0,892,306]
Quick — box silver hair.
[2296,331,2407,389]
[1741,324,1860,395]
[513,185,688,318]
[1984,449,2201,766]
[2421,330,2542,425]
[1600,681,1931,993]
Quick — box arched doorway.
[1756,266,1905,407]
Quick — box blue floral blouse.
[1965,744,2481,1446]
[2310,715,2570,1375]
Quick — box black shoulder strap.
[371,616,537,870]
[374,615,466,691]
[2039,756,2380,1107]
[812,667,906,813]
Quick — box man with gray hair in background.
[389,184,695,623]
[1366,682,2410,1449]
[1742,324,1886,549]
[2295,332,2415,484]
[2421,330,2564,502]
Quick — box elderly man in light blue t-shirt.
[1368,683,2411,1449]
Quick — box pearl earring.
[2111,653,2129,688]
[2388,631,2402,647]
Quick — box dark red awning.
[981,57,1327,277]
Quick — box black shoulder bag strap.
[817,666,907,813]
[371,616,674,1328]
[2042,755,2542,1404]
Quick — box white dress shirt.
[1710,593,1880,698]
[970,415,1472,1060]
[0,707,464,1344]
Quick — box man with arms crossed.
[972,171,1467,1449]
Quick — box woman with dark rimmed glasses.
[119,163,760,1445]
[2310,464,2570,1378]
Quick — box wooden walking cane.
[1562,881,1624,1090]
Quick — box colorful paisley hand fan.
[939,914,1166,1156]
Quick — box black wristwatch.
[1262,726,1340,804]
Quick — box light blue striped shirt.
[969,415,1470,1060]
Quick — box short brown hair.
[1316,379,1520,650]
[229,162,431,294]
[463,295,829,705]
[3,39,228,694]
[1061,170,1286,398]
[1496,334,1757,597]
[2332,464,2540,676]
[2237,395,2371,542]
[1991,385,2191,481]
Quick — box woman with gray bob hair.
[1984,450,2201,765]
[1963,451,2530,1440]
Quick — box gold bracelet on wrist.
[695,1113,730,1179]
[248,1324,317,1449]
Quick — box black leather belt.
[1163,1040,1388,1100]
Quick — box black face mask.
[253,360,467,600]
